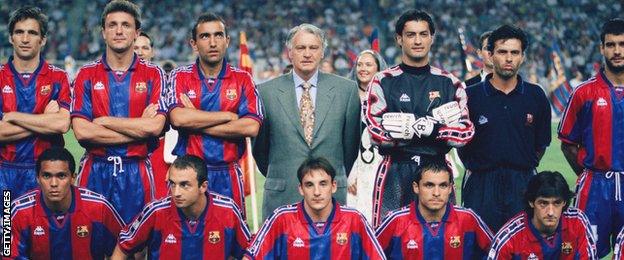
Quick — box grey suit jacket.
[253,72,361,220]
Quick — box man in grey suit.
[253,23,361,220]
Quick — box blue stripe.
[147,230,162,259]
[49,216,73,259]
[106,71,131,156]
[17,227,31,257]
[581,101,595,169]
[119,199,170,241]
[350,233,369,260]
[462,232,478,259]
[247,206,297,255]
[610,85,624,170]
[265,234,288,260]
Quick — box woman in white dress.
[347,50,387,224]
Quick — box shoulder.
[227,65,254,81]
[320,72,355,86]
[44,62,69,79]
[258,74,290,89]
[569,76,600,99]
[376,205,411,232]
[169,64,194,80]
[266,203,299,222]
[78,187,114,210]
[11,190,39,218]
[210,192,245,217]
[430,66,465,89]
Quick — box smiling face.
[356,52,379,87]
[288,30,324,80]
[396,20,433,67]
[102,11,139,54]
[9,18,46,61]
[37,160,73,211]
[601,33,624,74]
[490,38,524,80]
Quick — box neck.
[402,55,429,67]
[105,48,134,71]
[483,67,493,75]
[418,203,446,222]
[358,86,367,100]
[604,67,624,85]
[181,193,207,220]
[44,192,72,213]
[199,59,223,78]
[294,69,315,82]
[12,54,40,73]
[490,73,518,94]
[531,216,557,237]
[304,201,333,222]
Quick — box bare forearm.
[4,110,70,135]
[170,108,236,130]
[0,121,33,142]
[561,142,583,175]
[97,115,165,139]
[72,118,137,145]
[203,118,260,138]
[110,245,127,260]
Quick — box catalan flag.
[549,41,573,116]
[369,28,380,53]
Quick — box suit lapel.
[312,73,335,141]
[276,73,307,140]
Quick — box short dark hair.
[600,18,624,45]
[487,25,528,53]
[139,31,153,47]
[297,157,336,183]
[192,12,227,41]
[9,6,48,37]
[478,31,492,50]
[524,171,574,216]
[170,155,207,185]
[395,9,435,36]
[414,160,452,184]
[101,0,141,29]
[36,147,75,175]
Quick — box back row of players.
[2,0,624,258]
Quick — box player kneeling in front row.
[376,160,493,259]
[245,157,385,259]
[488,171,597,259]
[10,147,125,259]
[112,155,251,259]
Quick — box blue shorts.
[461,167,535,233]
[206,163,245,219]
[0,161,38,199]
[574,169,624,258]
[76,154,155,223]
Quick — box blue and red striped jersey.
[375,202,493,259]
[118,192,251,259]
[246,200,386,260]
[168,60,262,165]
[0,56,71,163]
[487,208,596,260]
[558,69,624,171]
[10,187,125,259]
[615,227,624,260]
[71,54,167,158]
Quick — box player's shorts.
[574,169,624,258]
[372,154,445,227]
[0,161,38,198]
[207,162,246,219]
[461,167,535,233]
[149,138,170,199]
[76,154,155,223]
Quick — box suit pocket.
[264,178,286,191]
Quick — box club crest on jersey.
[76,225,89,238]
[187,90,197,99]
[135,82,147,93]
[478,115,488,125]
[527,253,538,260]
[94,81,105,90]
[597,97,608,107]
[165,234,177,244]
[561,242,573,254]
[400,93,411,102]
[336,232,348,245]
[449,236,461,248]
[208,231,221,244]
[40,85,51,95]
[406,239,418,249]
[293,237,305,248]
[2,85,12,94]
[526,114,534,126]
[429,91,440,101]
[226,89,237,100]
[34,226,45,236]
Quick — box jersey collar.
[412,201,455,225]
[193,59,230,81]
[37,186,78,218]
[101,52,138,72]
[298,198,341,224]
[525,211,564,244]
[7,55,47,77]
[171,191,211,222]
[483,73,526,96]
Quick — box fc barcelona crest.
[40,85,51,95]
[449,236,461,248]
[226,89,237,100]
[135,82,147,93]
[208,231,221,244]
[428,91,440,101]
[76,225,89,238]
[336,232,348,245]
[561,242,573,254]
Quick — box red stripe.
[78,156,94,187]
[591,90,612,169]
[230,164,246,219]
[575,171,592,210]
[139,160,154,203]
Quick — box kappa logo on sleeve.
[2,85,12,94]
[94,81,105,90]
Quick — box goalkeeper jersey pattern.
[364,63,474,158]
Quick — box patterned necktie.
[300,82,315,146]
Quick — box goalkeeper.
[363,9,474,227]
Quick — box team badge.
[187,90,197,99]
[34,226,45,236]
[449,236,461,248]
[208,231,221,244]
[40,85,51,95]
[478,115,488,125]
[135,82,147,93]
[76,225,89,238]
[2,85,12,94]
[406,239,418,249]
[293,237,305,248]
[336,232,348,245]
[526,113,534,126]
[561,242,573,254]
[165,234,177,244]
[428,91,440,101]
[94,81,105,90]
[226,89,237,100]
